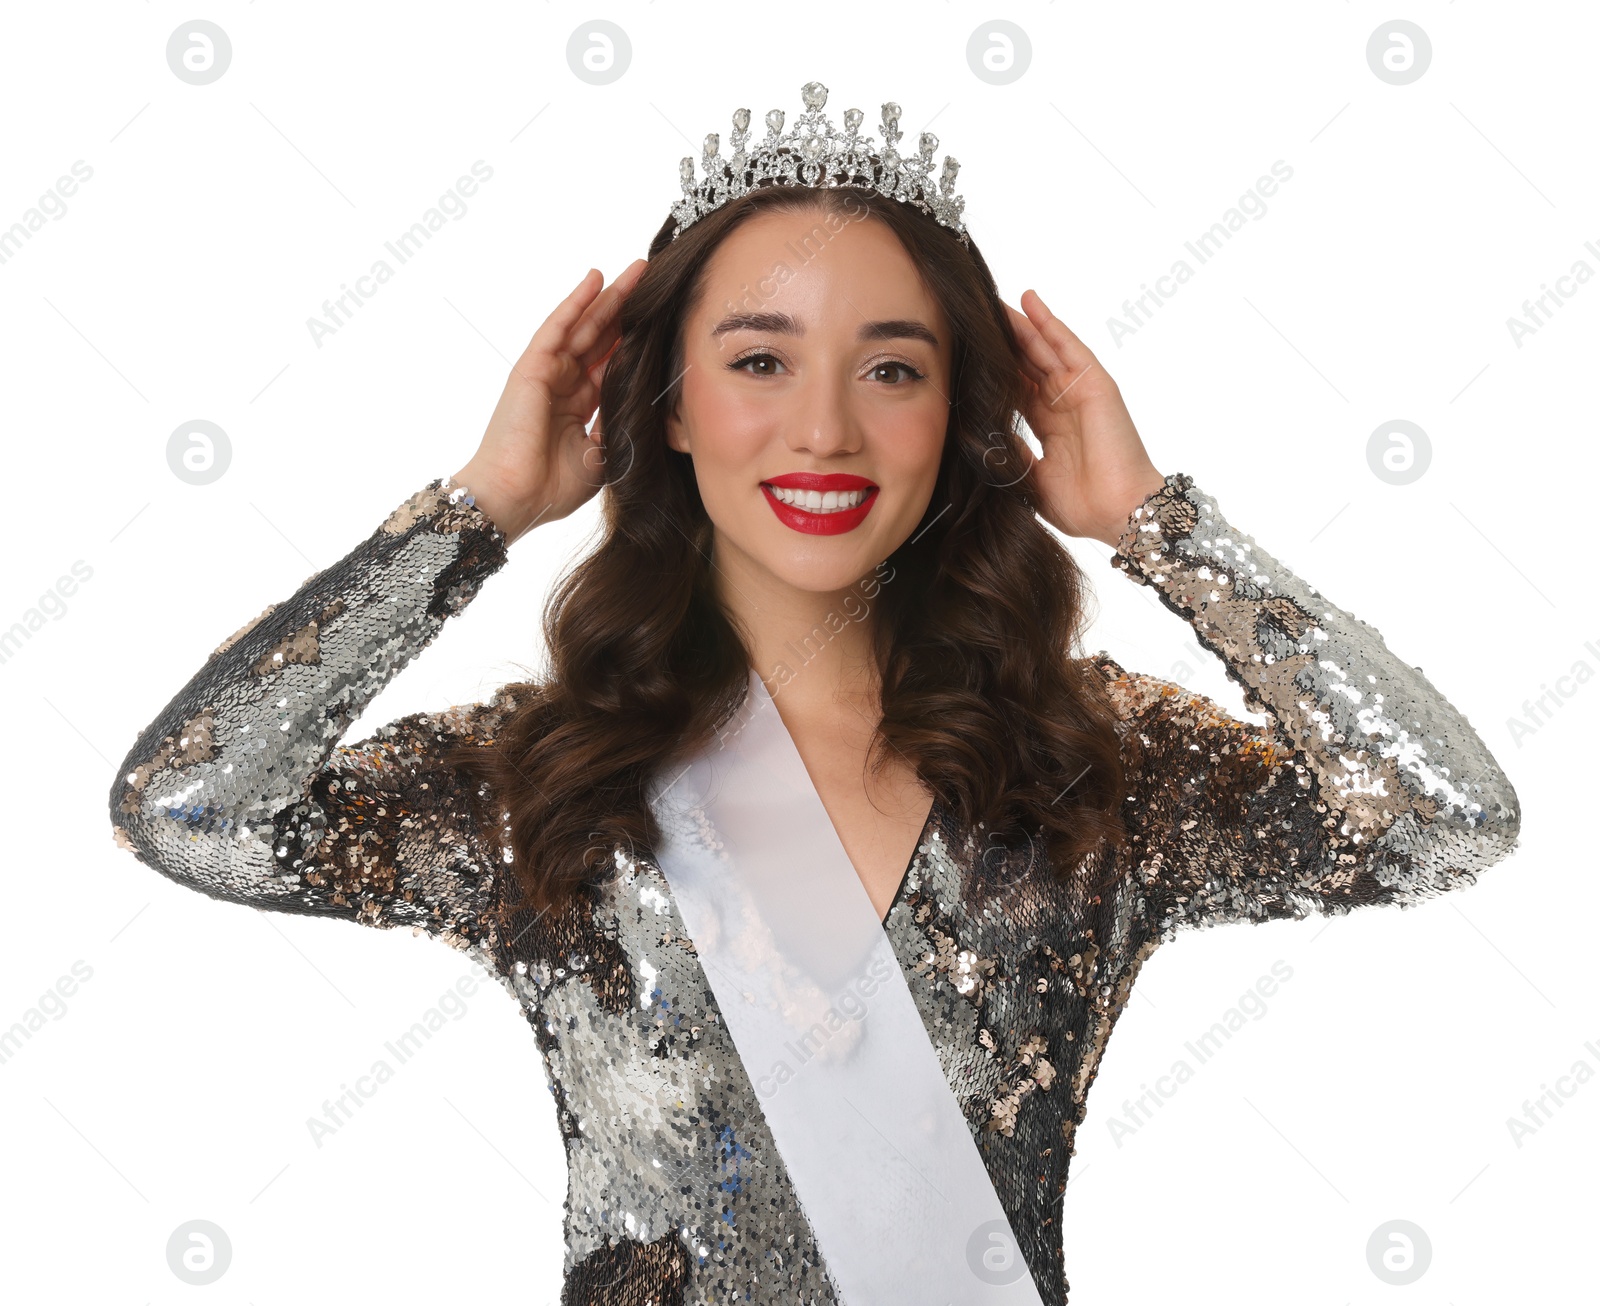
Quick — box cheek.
[681,380,770,496]
[879,406,948,489]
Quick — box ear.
[665,399,690,454]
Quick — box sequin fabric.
[109,472,1520,1304]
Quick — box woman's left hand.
[1004,290,1167,548]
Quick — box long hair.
[444,180,1129,937]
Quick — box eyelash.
[726,350,926,385]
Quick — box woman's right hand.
[451,259,648,543]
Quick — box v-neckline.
[878,793,939,929]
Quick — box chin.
[712,506,898,594]
[754,537,886,593]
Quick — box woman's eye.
[730,352,784,376]
[728,353,925,383]
[872,360,925,384]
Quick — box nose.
[783,373,863,459]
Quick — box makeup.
[760,472,879,536]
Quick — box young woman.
[109,83,1520,1305]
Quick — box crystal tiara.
[667,81,970,247]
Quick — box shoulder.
[1081,651,1288,771]
[329,682,537,778]
[1082,652,1207,726]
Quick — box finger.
[1003,306,1050,389]
[1019,289,1102,379]
[1004,302,1064,384]
[570,258,647,370]
[521,268,603,362]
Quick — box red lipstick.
[760,472,879,536]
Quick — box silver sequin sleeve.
[108,478,512,948]
[1100,472,1522,940]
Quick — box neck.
[710,535,886,722]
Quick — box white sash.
[647,668,1045,1305]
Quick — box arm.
[1098,472,1521,940]
[108,477,512,951]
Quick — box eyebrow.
[710,310,939,349]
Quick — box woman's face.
[666,206,954,596]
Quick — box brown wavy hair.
[445,180,1129,936]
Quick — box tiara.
[667,81,969,247]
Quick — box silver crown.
[668,80,969,246]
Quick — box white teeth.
[768,486,870,513]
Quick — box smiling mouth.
[759,475,880,535]
[763,484,874,514]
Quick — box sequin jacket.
[108,473,1520,1305]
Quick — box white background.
[0,2,1592,1302]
